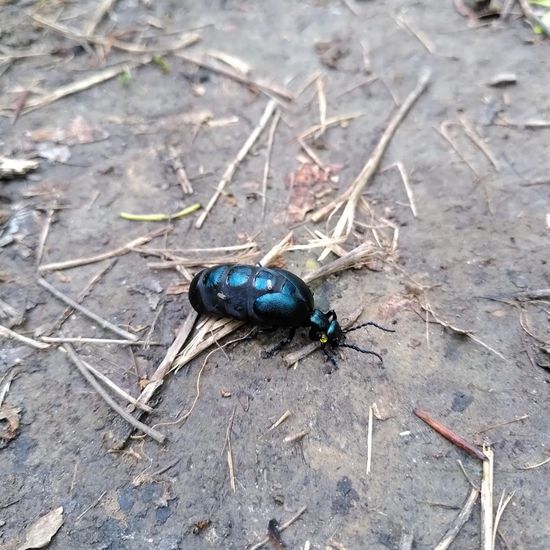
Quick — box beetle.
[188,264,394,367]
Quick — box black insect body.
[188,264,393,367]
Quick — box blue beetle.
[188,264,393,367]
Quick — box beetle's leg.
[262,327,296,358]
[326,310,337,321]
[322,347,338,372]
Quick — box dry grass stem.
[225,406,237,493]
[393,12,436,54]
[31,13,201,55]
[38,277,138,341]
[75,491,107,523]
[262,110,280,218]
[5,57,150,115]
[382,162,417,217]
[434,487,480,550]
[475,414,529,435]
[519,309,550,346]
[268,410,292,431]
[176,52,294,101]
[45,260,117,335]
[248,506,307,550]
[457,459,480,490]
[39,226,168,272]
[313,69,430,253]
[517,455,550,470]
[0,324,50,350]
[206,49,251,74]
[167,146,193,194]
[421,302,505,360]
[40,336,153,345]
[492,490,515,549]
[195,99,277,229]
[459,116,500,171]
[82,0,118,36]
[437,121,481,177]
[298,137,326,170]
[62,344,165,443]
[79,359,153,413]
[36,209,54,267]
[298,112,366,141]
[366,404,374,475]
[317,76,327,136]
[481,447,494,550]
[136,310,199,407]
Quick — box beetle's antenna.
[339,343,383,362]
[344,321,395,334]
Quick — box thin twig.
[75,491,106,522]
[298,112,366,141]
[195,100,277,228]
[62,344,165,443]
[38,278,138,341]
[0,324,50,349]
[492,490,515,549]
[176,52,294,101]
[393,12,436,54]
[248,506,307,550]
[516,455,550,470]
[80,359,153,412]
[381,162,417,217]
[35,209,54,267]
[31,13,201,55]
[82,0,118,36]
[39,227,168,272]
[225,405,237,493]
[268,410,292,431]
[136,310,199,406]
[434,487,480,550]
[366,403,374,474]
[40,336,154,345]
[481,447,494,550]
[414,408,486,461]
[262,109,280,219]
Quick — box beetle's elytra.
[189,264,394,366]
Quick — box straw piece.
[62,344,165,443]
[37,278,138,341]
[0,324,50,349]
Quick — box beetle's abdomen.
[188,264,314,326]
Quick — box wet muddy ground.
[1,1,549,549]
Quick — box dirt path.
[1,1,549,549]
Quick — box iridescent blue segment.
[281,282,296,297]
[254,294,296,317]
[204,266,225,289]
[227,265,252,287]
[253,270,273,292]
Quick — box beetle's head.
[309,310,396,363]
[309,309,344,346]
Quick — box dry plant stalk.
[313,69,430,260]
[38,278,138,341]
[175,52,294,101]
[0,324,50,350]
[366,403,374,475]
[268,410,292,431]
[195,99,277,228]
[481,447,494,550]
[39,227,168,272]
[434,487,479,550]
[225,406,237,493]
[62,344,165,443]
[262,110,280,218]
